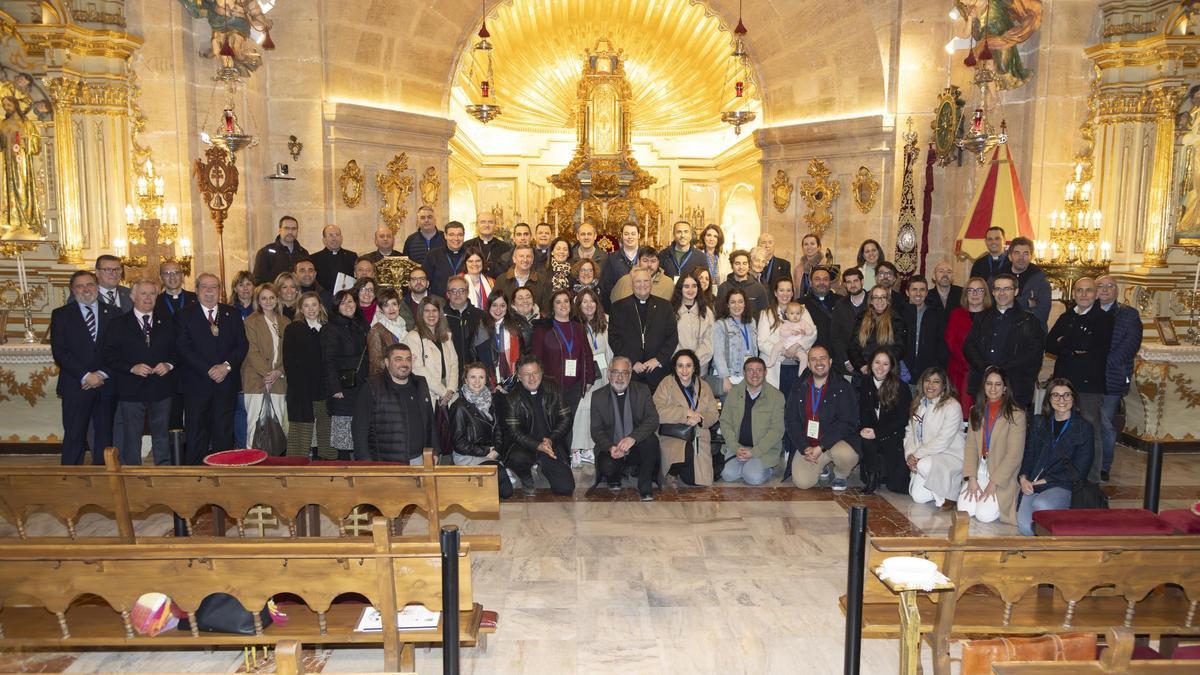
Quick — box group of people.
[50,213,1143,527]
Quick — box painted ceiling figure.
[958,0,1043,89]
[0,93,44,237]
[180,0,274,76]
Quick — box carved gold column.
[44,79,85,264]
[1142,86,1186,268]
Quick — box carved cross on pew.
[243,505,279,537]
[342,507,372,536]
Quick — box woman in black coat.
[449,362,513,498]
[848,287,909,379]
[858,346,913,494]
[320,290,369,460]
[282,292,332,459]
[472,290,528,392]
[1017,378,1094,536]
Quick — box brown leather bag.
[961,632,1097,675]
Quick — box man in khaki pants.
[784,345,862,491]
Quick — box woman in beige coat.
[672,271,714,372]
[959,366,1027,525]
[242,283,288,448]
[404,296,460,407]
[654,349,720,486]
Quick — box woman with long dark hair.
[546,237,573,292]
[856,239,886,290]
[473,290,525,392]
[463,248,494,310]
[698,224,730,283]
[757,276,814,393]
[449,362,514,498]
[654,349,720,486]
[569,288,610,467]
[710,287,758,398]
[321,290,370,459]
[404,296,459,406]
[672,270,714,373]
[858,347,912,494]
[1017,378,1094,535]
[532,289,597,418]
[903,367,965,507]
[959,366,1027,525]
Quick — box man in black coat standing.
[50,270,118,465]
[444,275,482,371]
[424,220,468,297]
[802,266,839,351]
[899,275,947,383]
[963,273,1045,410]
[154,260,197,320]
[402,206,445,266]
[926,260,963,315]
[252,216,309,284]
[309,224,357,293]
[657,221,706,279]
[176,273,248,464]
[591,356,661,500]
[968,226,1011,282]
[829,267,868,378]
[464,211,511,279]
[353,343,437,463]
[104,280,177,465]
[609,268,679,391]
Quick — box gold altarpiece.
[546,39,661,242]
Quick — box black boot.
[861,456,881,495]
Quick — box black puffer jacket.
[351,373,435,462]
[449,394,504,458]
[504,380,572,459]
[320,312,369,416]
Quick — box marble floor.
[0,442,1197,674]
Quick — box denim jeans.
[721,457,773,485]
[1099,393,1121,475]
[1017,486,1072,536]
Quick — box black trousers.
[183,392,237,465]
[595,435,661,494]
[506,445,576,496]
[117,398,171,466]
[480,459,514,499]
[60,387,115,466]
[862,439,909,493]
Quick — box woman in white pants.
[903,367,965,507]
[958,366,1027,525]
[569,288,611,467]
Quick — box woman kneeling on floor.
[903,367,965,508]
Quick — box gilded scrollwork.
[771,170,792,213]
[799,159,840,236]
[339,159,364,209]
[851,166,879,214]
[375,153,414,233]
[419,167,439,208]
[0,365,57,406]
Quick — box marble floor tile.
[576,639,663,674]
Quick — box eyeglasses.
[1097,283,1116,289]
[1049,392,1074,401]
[161,271,183,277]
[870,295,889,301]
[993,286,1015,293]
[447,288,467,294]
[966,288,987,294]
[609,369,631,376]
[98,267,122,273]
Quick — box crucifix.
[118,217,193,279]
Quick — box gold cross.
[342,507,372,536]
[244,505,279,537]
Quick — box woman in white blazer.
[757,277,816,391]
[904,367,966,507]
[403,297,460,407]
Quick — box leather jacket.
[504,380,572,459]
[449,394,504,458]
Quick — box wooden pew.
[843,512,1200,675]
[991,627,1199,674]
[0,519,478,672]
[0,448,500,551]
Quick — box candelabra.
[115,161,193,276]
[1172,289,1200,346]
[1035,162,1111,296]
[0,241,44,344]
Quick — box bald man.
[310,224,358,292]
[364,226,403,264]
[926,260,963,314]
[464,211,512,278]
[755,232,792,287]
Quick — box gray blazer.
[69,284,132,314]
[589,381,660,451]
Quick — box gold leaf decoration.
[771,170,793,213]
[375,153,414,233]
[339,159,364,209]
[799,159,841,237]
[0,365,58,406]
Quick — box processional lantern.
[720,0,756,135]
[955,5,1007,163]
[466,0,502,124]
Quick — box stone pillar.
[44,80,84,264]
[1143,87,1186,267]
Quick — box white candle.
[1193,259,1199,296]
[16,255,27,294]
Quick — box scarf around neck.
[378,313,407,341]
[461,384,493,420]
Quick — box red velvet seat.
[260,456,311,466]
[1032,509,1175,536]
[310,460,413,466]
[1158,508,1200,534]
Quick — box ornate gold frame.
[851,166,879,214]
[375,153,414,232]
[339,159,364,209]
[799,159,840,236]
[420,166,440,208]
[771,169,793,213]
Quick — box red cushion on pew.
[1158,509,1200,534]
[1098,644,1166,660]
[1032,509,1175,536]
[310,460,413,466]
[1169,645,1200,659]
[260,456,311,466]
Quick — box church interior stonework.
[2,1,1200,673]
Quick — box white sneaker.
[580,448,595,464]
[570,451,582,469]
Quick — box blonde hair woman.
[242,282,288,450]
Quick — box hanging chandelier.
[955,8,1006,163]
[465,0,502,124]
[200,106,258,160]
[720,1,755,134]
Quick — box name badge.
[807,420,820,438]
[594,353,608,370]
[564,359,578,377]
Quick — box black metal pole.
[845,505,867,675]
[440,524,461,675]
[168,429,188,537]
[1143,442,1163,513]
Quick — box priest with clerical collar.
[309,224,357,293]
[364,226,402,264]
[155,260,197,318]
[464,211,512,279]
[424,220,468,297]
[969,225,1012,282]
[608,267,678,390]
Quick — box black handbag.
[338,347,367,390]
[1049,422,1108,510]
[178,593,273,635]
[658,423,697,442]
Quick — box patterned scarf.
[378,313,408,342]
[461,383,493,420]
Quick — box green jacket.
[719,381,786,468]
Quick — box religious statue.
[956,1,1043,89]
[1176,91,1200,238]
[179,0,274,76]
[0,93,44,238]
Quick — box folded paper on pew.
[355,605,441,632]
[131,592,183,636]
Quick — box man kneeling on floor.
[784,345,862,491]
[591,356,661,501]
[719,357,785,485]
[505,355,576,497]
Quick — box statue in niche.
[0,91,44,238]
[1177,88,1200,239]
[179,0,274,76]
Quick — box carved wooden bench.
[841,512,1200,675]
[0,519,482,672]
[0,448,500,551]
[990,627,1200,674]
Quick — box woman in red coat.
[945,276,991,418]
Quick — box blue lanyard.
[737,320,751,352]
[707,253,719,278]
[682,383,697,409]
[447,251,464,275]
[552,321,575,355]
[983,405,1000,455]
[1050,416,1072,448]
[586,324,598,350]
[808,381,824,418]
[916,399,932,441]
[494,327,505,353]
[677,247,694,272]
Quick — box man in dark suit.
[756,232,792,288]
[899,275,947,383]
[591,356,661,500]
[154,260,197,319]
[104,280,177,465]
[401,206,445,266]
[968,226,1011,282]
[308,224,357,292]
[50,270,118,465]
[363,226,402,264]
[608,268,678,391]
[424,220,468,297]
[71,255,132,313]
[464,211,511,279]
[927,260,963,315]
[252,215,309,284]
[176,272,248,464]
[494,244,551,316]
[963,273,1045,409]
[802,266,838,350]
[658,221,705,279]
